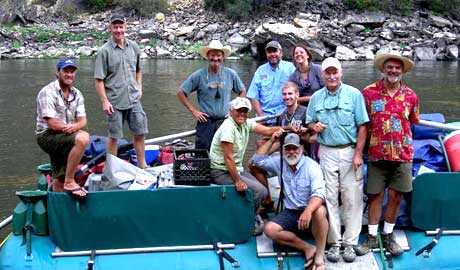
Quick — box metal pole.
[0,215,12,231]
[426,230,460,236]
[418,120,460,131]
[52,243,235,258]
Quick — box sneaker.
[382,232,403,257]
[326,245,341,263]
[253,214,264,236]
[342,245,356,263]
[354,234,378,256]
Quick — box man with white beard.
[355,52,419,258]
[306,57,369,263]
[252,132,328,270]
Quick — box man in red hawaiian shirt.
[356,51,419,257]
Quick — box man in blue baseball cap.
[36,57,89,200]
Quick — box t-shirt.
[180,67,245,118]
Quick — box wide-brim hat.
[374,51,415,73]
[199,40,231,60]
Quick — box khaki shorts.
[37,130,77,179]
[106,101,148,139]
[366,161,413,194]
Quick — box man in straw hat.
[355,51,419,257]
[177,40,246,151]
[306,57,369,263]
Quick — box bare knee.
[368,192,384,205]
[75,131,89,147]
[388,189,403,202]
[264,221,280,238]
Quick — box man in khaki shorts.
[356,51,419,257]
[95,14,148,168]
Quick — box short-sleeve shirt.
[247,60,295,122]
[289,63,324,98]
[362,79,420,162]
[94,38,141,110]
[36,80,86,133]
[252,154,325,209]
[210,117,257,172]
[306,83,369,146]
[180,67,245,118]
[277,105,307,128]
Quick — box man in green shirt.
[209,97,282,235]
[94,14,148,168]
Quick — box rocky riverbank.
[0,0,459,61]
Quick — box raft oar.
[416,228,443,258]
[0,215,12,231]
[75,114,280,177]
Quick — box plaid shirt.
[36,80,86,133]
[362,79,419,162]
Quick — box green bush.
[113,0,169,16]
[344,0,414,14]
[204,0,252,19]
[430,0,460,19]
[87,0,112,11]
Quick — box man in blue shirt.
[252,132,328,270]
[247,40,295,147]
[177,40,246,150]
[306,57,369,263]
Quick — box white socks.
[368,224,379,236]
[369,222,395,236]
[383,221,395,234]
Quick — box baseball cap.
[110,14,126,24]
[265,40,282,51]
[56,58,77,70]
[321,57,342,71]
[230,97,252,111]
[283,133,301,148]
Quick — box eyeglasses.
[323,94,339,110]
[207,71,224,99]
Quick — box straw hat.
[199,40,231,60]
[374,51,415,73]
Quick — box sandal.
[304,252,316,270]
[64,186,87,202]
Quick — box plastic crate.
[173,149,211,186]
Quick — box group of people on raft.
[35,14,419,270]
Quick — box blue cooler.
[131,145,160,166]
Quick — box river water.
[0,59,459,232]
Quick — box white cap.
[321,57,342,71]
[230,97,252,111]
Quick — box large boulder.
[254,23,326,60]
[335,45,357,60]
[342,12,386,27]
[414,47,436,60]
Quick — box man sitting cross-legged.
[252,131,328,270]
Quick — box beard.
[208,60,222,69]
[284,152,302,166]
[385,73,402,84]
